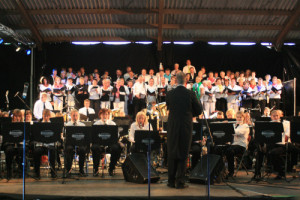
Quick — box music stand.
[31,123,63,144]
[2,122,31,143]
[66,126,92,147]
[254,122,283,144]
[209,122,234,145]
[92,125,118,146]
[192,122,202,142]
[134,131,161,153]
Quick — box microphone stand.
[146,113,152,200]
[5,92,9,111]
[200,102,214,200]
[15,93,32,111]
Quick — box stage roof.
[0,0,300,49]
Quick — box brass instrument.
[156,102,168,117]
[110,109,120,120]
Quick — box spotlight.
[16,46,21,52]
[72,41,101,45]
[174,41,194,45]
[0,38,3,44]
[208,42,228,45]
[103,41,131,45]
[26,49,31,55]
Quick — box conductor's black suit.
[166,85,202,187]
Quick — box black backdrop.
[0,42,297,111]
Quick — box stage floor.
[0,166,299,200]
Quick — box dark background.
[0,42,299,113]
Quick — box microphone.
[22,82,29,99]
[14,91,19,97]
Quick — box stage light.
[208,42,228,45]
[261,42,272,46]
[174,41,194,45]
[26,49,31,55]
[230,42,256,46]
[4,43,11,45]
[283,43,295,46]
[72,41,101,45]
[15,46,21,52]
[103,41,131,45]
[0,38,3,44]
[135,41,152,45]
[163,41,171,44]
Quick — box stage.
[0,166,299,200]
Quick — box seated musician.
[79,99,95,121]
[129,111,153,152]
[33,109,57,179]
[4,109,23,179]
[253,110,290,180]
[33,93,53,120]
[65,109,87,177]
[225,111,250,178]
[92,108,122,176]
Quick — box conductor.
[166,72,202,189]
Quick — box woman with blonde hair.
[226,109,236,119]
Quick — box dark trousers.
[269,98,280,110]
[225,145,245,175]
[90,99,100,116]
[4,144,23,174]
[133,98,146,117]
[91,144,122,172]
[33,146,56,175]
[65,145,87,173]
[168,157,187,185]
[268,145,285,176]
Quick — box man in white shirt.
[183,60,196,74]
[79,99,96,121]
[65,109,87,177]
[33,93,53,120]
[92,108,122,176]
[133,75,147,117]
[171,63,181,76]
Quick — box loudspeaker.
[189,154,225,184]
[122,153,160,184]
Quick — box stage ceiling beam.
[2,9,292,16]
[35,24,283,31]
[275,2,300,49]
[157,0,164,51]
[13,0,43,47]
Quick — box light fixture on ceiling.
[163,41,171,44]
[103,41,131,45]
[283,43,295,46]
[173,41,194,45]
[72,41,101,45]
[135,41,152,45]
[15,46,21,52]
[230,42,256,46]
[208,42,228,45]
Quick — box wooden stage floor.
[0,166,299,200]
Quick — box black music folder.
[255,121,283,144]
[92,125,118,146]
[2,122,31,143]
[66,126,92,146]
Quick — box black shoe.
[176,183,189,189]
[51,173,57,179]
[167,183,175,188]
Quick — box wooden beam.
[275,2,300,48]
[1,8,292,16]
[13,0,43,46]
[35,23,283,31]
[157,0,164,51]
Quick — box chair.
[234,135,251,177]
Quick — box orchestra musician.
[225,111,250,178]
[92,109,122,176]
[33,93,53,120]
[78,99,95,121]
[33,109,57,179]
[65,109,87,177]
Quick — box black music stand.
[31,123,63,178]
[209,122,234,145]
[134,131,160,153]
[192,122,202,143]
[92,125,119,176]
[65,126,92,178]
[50,117,64,125]
[2,122,31,179]
[254,122,283,144]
